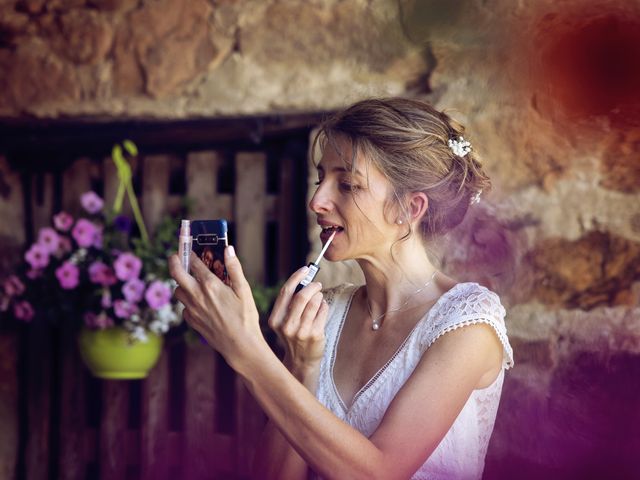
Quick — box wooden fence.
[0,119,315,479]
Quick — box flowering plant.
[1,143,183,342]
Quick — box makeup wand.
[295,230,336,293]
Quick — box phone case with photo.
[190,219,229,283]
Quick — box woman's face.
[309,137,400,262]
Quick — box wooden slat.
[58,323,88,480]
[141,154,172,234]
[140,348,170,480]
[100,381,129,479]
[30,172,54,234]
[24,323,52,480]
[61,157,94,216]
[0,155,25,271]
[0,333,18,480]
[186,151,231,219]
[184,343,218,478]
[277,154,295,279]
[235,152,267,284]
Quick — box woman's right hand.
[268,267,329,377]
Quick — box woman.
[169,98,513,479]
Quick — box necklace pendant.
[372,321,380,331]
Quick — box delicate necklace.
[367,271,438,331]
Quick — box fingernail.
[227,245,236,258]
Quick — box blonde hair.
[312,97,491,241]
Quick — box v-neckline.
[329,283,463,413]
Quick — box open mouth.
[321,225,344,234]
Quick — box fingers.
[168,254,199,293]
[296,292,324,338]
[276,281,323,336]
[189,253,218,286]
[223,246,252,297]
[268,266,310,330]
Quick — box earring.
[396,219,403,225]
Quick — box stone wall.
[1,0,640,477]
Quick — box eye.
[339,182,359,192]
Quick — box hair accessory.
[448,136,472,157]
[470,189,482,205]
[368,271,437,331]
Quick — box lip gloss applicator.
[295,230,336,293]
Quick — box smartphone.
[190,219,229,283]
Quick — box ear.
[407,192,429,224]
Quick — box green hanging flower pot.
[78,326,163,380]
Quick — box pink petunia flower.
[71,219,99,248]
[25,244,50,269]
[145,281,171,310]
[53,212,74,231]
[84,311,114,329]
[55,262,80,290]
[13,300,35,322]
[80,191,104,214]
[122,278,145,303]
[3,275,25,297]
[37,227,60,254]
[113,299,139,319]
[88,262,117,287]
[114,253,142,281]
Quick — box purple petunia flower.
[122,278,145,303]
[55,261,80,290]
[114,252,142,281]
[53,211,74,231]
[25,243,50,269]
[145,281,171,310]
[88,261,117,287]
[114,215,132,234]
[113,299,139,319]
[80,191,104,214]
[37,227,61,254]
[72,219,99,248]
[13,300,35,322]
[92,225,103,249]
[3,275,25,297]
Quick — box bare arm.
[170,250,503,479]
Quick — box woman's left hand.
[168,246,263,366]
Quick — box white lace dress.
[314,282,514,480]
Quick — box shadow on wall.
[485,352,640,480]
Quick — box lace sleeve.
[425,283,514,370]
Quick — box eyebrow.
[316,165,365,177]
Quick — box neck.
[355,238,439,320]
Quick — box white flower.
[130,326,148,343]
[157,304,178,324]
[448,136,472,157]
[130,313,141,324]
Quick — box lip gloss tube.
[178,219,192,274]
[295,230,336,293]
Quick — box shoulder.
[424,282,514,370]
[437,282,506,323]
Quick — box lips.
[318,222,344,243]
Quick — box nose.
[309,181,332,214]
